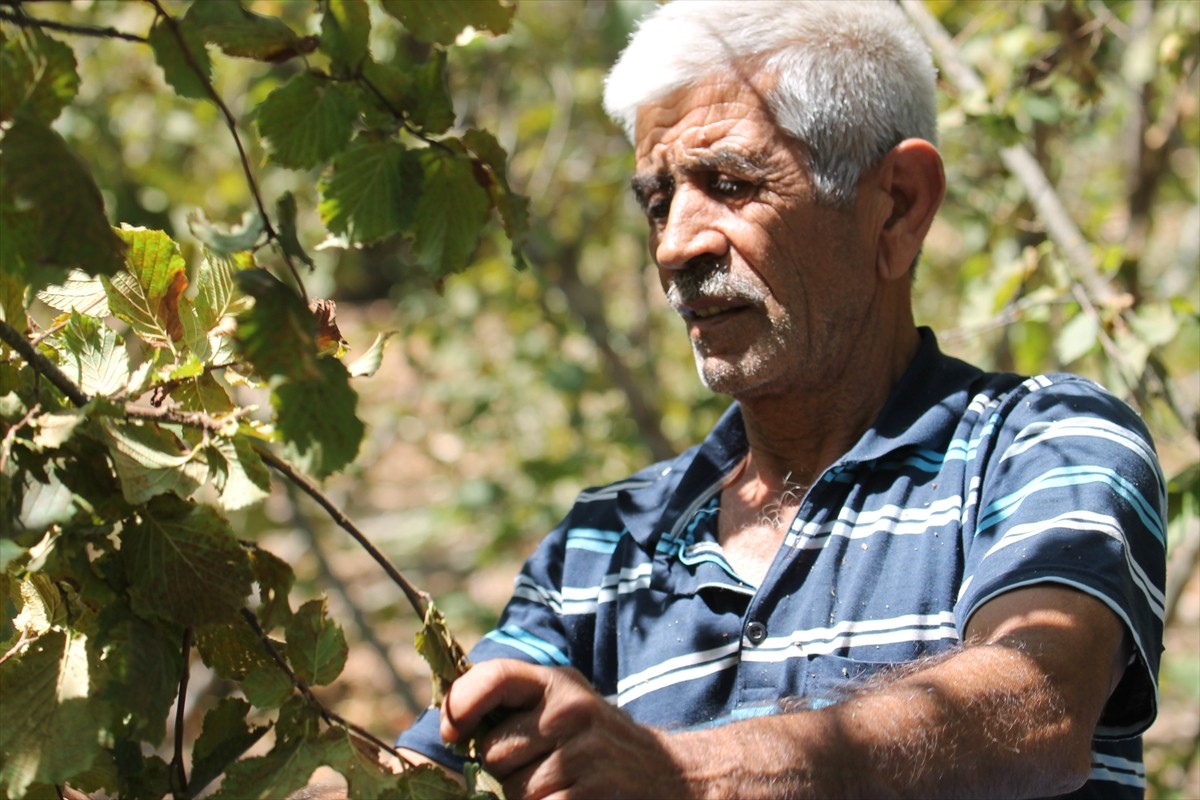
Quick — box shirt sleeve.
[395,516,576,768]
[955,375,1167,739]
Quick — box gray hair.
[603,0,938,208]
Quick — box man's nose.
[653,185,727,271]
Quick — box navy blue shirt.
[399,329,1166,797]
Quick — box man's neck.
[736,324,920,489]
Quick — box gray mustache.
[665,262,765,310]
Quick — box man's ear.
[873,138,945,281]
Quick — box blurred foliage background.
[13,0,1199,795]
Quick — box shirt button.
[745,620,768,645]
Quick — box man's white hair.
[603,0,938,208]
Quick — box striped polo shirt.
[398,328,1166,798]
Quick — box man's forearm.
[661,642,1092,799]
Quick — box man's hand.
[440,660,688,800]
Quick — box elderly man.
[397,2,1166,797]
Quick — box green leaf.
[257,72,358,170]
[318,139,423,244]
[285,599,348,686]
[93,611,181,744]
[321,0,371,76]
[464,128,529,270]
[380,0,515,46]
[189,698,270,797]
[195,621,277,681]
[276,191,316,270]
[0,114,126,282]
[120,496,253,627]
[35,269,110,318]
[408,49,456,134]
[209,434,271,511]
[211,703,335,800]
[0,240,30,327]
[248,543,295,631]
[378,765,472,800]
[103,227,189,349]
[182,250,246,364]
[95,418,207,504]
[347,331,398,378]
[31,407,89,451]
[184,0,314,63]
[17,462,84,533]
[187,208,265,255]
[171,371,236,415]
[0,631,106,799]
[56,311,130,396]
[274,357,364,478]
[413,149,492,278]
[234,268,320,382]
[242,663,295,709]
[0,26,80,125]
[148,16,212,101]
[1055,309,1100,365]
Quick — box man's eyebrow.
[630,173,672,207]
[681,149,769,176]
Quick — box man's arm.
[441,584,1129,800]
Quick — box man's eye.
[710,175,750,197]
[646,194,672,221]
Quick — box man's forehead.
[633,76,779,162]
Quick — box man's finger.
[440,659,553,743]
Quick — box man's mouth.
[677,298,749,321]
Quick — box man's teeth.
[694,307,725,319]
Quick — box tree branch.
[169,626,193,800]
[0,318,89,407]
[900,0,1127,311]
[2,316,433,626]
[143,0,307,303]
[253,445,431,623]
[0,7,147,42]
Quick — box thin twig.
[283,481,423,714]
[0,319,89,407]
[170,626,194,800]
[0,7,147,42]
[253,445,431,622]
[143,0,307,303]
[238,609,416,768]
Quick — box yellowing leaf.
[414,600,470,707]
[105,227,189,348]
